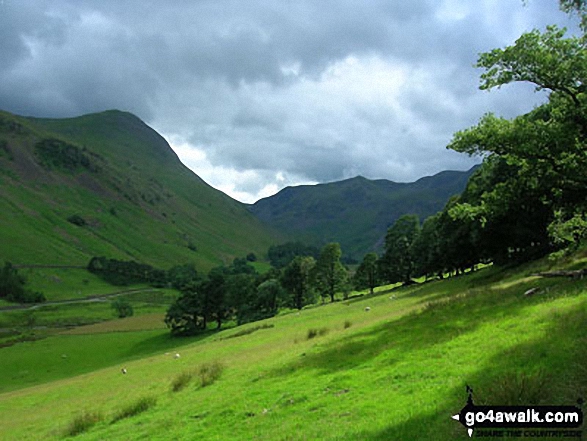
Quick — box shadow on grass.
[352,305,587,440]
[269,271,586,380]
[124,329,215,359]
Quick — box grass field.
[21,267,134,302]
[0,258,585,440]
[0,284,178,349]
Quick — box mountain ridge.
[249,167,478,258]
[0,109,280,270]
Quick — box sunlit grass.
[0,259,585,440]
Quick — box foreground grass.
[0,261,585,440]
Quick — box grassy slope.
[249,170,475,258]
[0,110,280,271]
[0,257,585,440]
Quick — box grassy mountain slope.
[249,169,476,258]
[0,110,280,271]
[0,253,585,440]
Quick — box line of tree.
[443,0,587,263]
[356,0,587,287]
[267,242,320,269]
[87,257,200,289]
[165,244,351,336]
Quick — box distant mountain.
[0,109,280,270]
[248,168,477,259]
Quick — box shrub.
[343,320,352,329]
[198,361,224,387]
[111,396,157,423]
[171,371,193,392]
[34,138,96,172]
[9,289,46,304]
[307,327,329,340]
[111,298,134,318]
[67,214,87,227]
[479,371,550,406]
[64,411,103,437]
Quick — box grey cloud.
[0,0,576,202]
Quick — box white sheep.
[365,306,371,312]
[174,353,181,359]
[121,368,127,374]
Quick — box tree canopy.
[446,10,587,261]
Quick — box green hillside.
[249,169,476,259]
[0,109,280,271]
[0,252,584,440]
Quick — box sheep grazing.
[389,295,397,300]
[121,368,127,374]
[174,353,181,359]
[365,306,371,312]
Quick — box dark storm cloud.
[0,0,576,202]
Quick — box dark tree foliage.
[67,214,87,227]
[313,243,348,303]
[229,258,257,275]
[165,256,282,335]
[446,16,587,261]
[255,279,288,318]
[353,252,380,295]
[0,262,46,303]
[411,214,443,279]
[167,264,199,290]
[165,280,206,336]
[225,273,261,325]
[88,257,167,287]
[199,268,230,330]
[34,138,98,172]
[111,297,134,318]
[268,242,320,269]
[379,215,420,284]
[281,256,316,310]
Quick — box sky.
[0,0,578,203]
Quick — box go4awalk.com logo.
[451,386,584,438]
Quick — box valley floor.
[0,257,585,440]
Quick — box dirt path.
[0,288,159,312]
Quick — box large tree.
[354,252,379,295]
[447,17,587,258]
[164,279,207,335]
[379,214,420,284]
[313,243,348,303]
[281,256,316,310]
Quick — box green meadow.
[0,256,585,440]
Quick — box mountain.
[0,109,280,270]
[248,168,477,259]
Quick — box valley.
[0,254,585,440]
